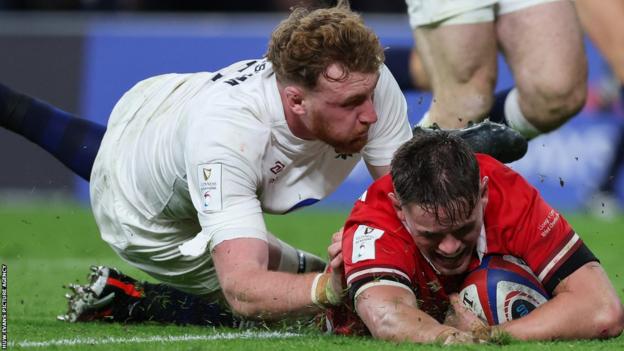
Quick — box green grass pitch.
[1,203,623,350]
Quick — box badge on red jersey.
[352,225,384,263]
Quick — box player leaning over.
[0,1,409,323]
[328,131,624,343]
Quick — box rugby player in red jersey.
[328,131,624,344]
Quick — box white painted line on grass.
[9,330,301,348]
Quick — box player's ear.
[284,86,305,115]
[388,192,405,221]
[479,176,489,207]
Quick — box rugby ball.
[458,255,549,325]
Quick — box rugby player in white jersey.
[405,0,587,139]
[75,1,410,323]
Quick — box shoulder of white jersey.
[121,72,204,102]
[210,58,272,81]
[376,63,402,94]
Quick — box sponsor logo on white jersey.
[197,163,222,212]
[270,161,285,175]
[335,152,354,160]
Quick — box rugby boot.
[58,265,239,326]
[413,119,528,163]
[57,265,143,323]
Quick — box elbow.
[221,282,262,318]
[592,300,624,339]
[225,297,257,319]
[368,312,404,341]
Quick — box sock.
[503,88,541,139]
[0,83,105,181]
[125,282,236,326]
[383,47,415,91]
[489,88,512,124]
[103,270,236,326]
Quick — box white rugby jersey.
[96,59,411,254]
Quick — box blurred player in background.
[383,0,624,218]
[577,0,624,218]
[328,131,624,344]
[404,0,587,140]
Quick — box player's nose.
[437,234,463,257]
[358,99,377,125]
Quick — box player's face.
[303,64,379,154]
[398,179,489,276]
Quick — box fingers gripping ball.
[458,255,549,325]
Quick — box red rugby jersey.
[329,154,595,335]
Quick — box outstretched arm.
[212,237,342,319]
[497,261,624,340]
[355,284,475,344]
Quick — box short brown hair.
[266,2,384,89]
[391,132,481,226]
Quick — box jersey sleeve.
[343,206,417,303]
[485,157,597,293]
[183,102,270,251]
[362,64,413,167]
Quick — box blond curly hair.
[266,1,384,89]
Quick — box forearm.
[367,304,454,343]
[500,293,602,340]
[223,269,321,319]
[500,263,624,340]
[213,237,341,320]
[355,287,464,343]
[366,164,390,180]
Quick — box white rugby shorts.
[406,0,564,27]
[89,77,224,299]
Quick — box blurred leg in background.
[577,0,624,218]
[405,0,587,140]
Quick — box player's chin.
[333,136,368,154]
[434,252,471,275]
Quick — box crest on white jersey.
[197,163,222,212]
[352,225,384,263]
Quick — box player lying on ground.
[327,131,624,343]
[0,2,527,326]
